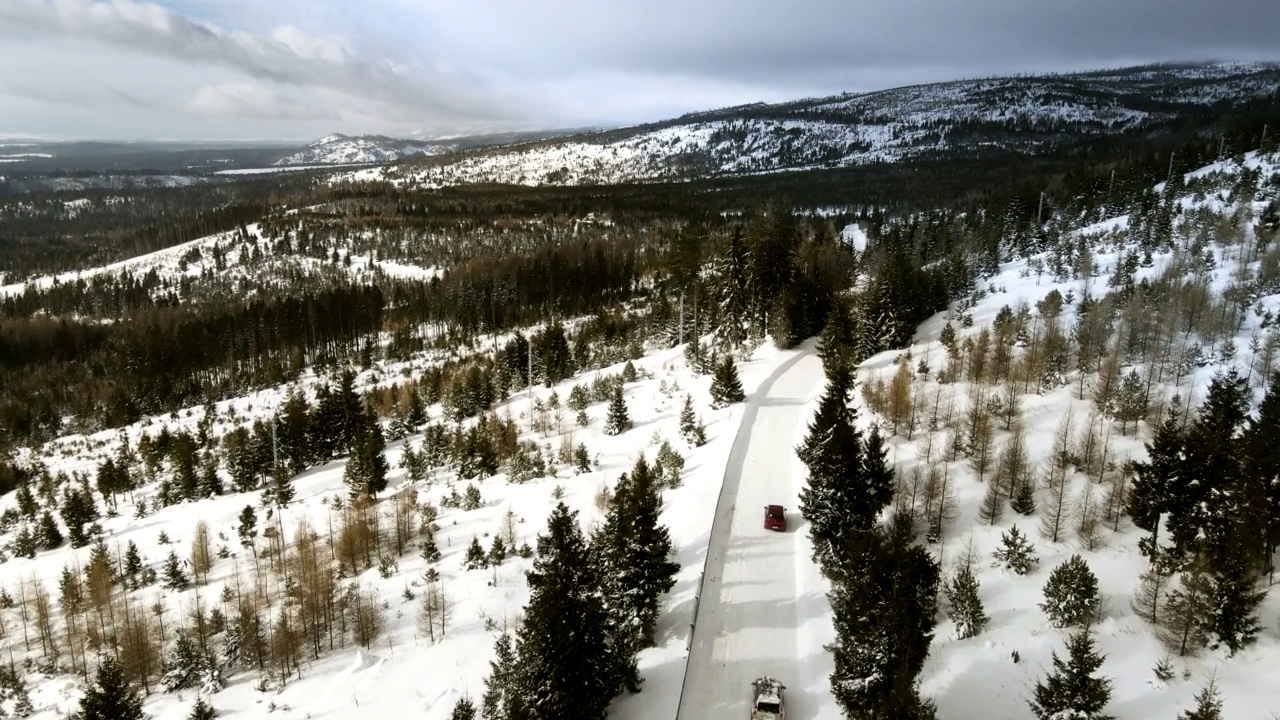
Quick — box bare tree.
[1040,411,1076,543]
[190,519,213,586]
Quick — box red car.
[764,505,787,532]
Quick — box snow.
[4,144,1280,720]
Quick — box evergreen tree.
[827,531,939,720]
[464,537,488,570]
[596,456,679,650]
[188,698,218,720]
[709,355,746,408]
[945,558,988,639]
[480,632,527,720]
[164,550,190,591]
[1161,558,1214,657]
[678,395,706,446]
[1011,476,1037,515]
[343,411,389,499]
[123,541,143,588]
[992,525,1038,575]
[1040,554,1101,628]
[72,655,144,720]
[405,385,428,430]
[603,385,631,436]
[37,510,63,550]
[1177,677,1223,720]
[1028,630,1114,720]
[236,506,257,555]
[1239,372,1280,572]
[1126,404,1185,535]
[60,486,100,548]
[450,696,478,720]
[1206,550,1263,655]
[514,503,616,720]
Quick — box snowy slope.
[274,134,443,166]
[335,62,1280,187]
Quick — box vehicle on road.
[764,504,787,532]
[750,676,786,719]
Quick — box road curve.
[676,347,825,719]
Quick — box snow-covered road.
[676,348,826,719]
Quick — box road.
[676,348,825,719]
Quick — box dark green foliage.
[533,322,574,386]
[1177,677,1223,720]
[480,632,527,720]
[236,506,257,553]
[0,663,34,717]
[1040,554,1100,628]
[163,550,190,591]
[188,698,218,720]
[60,485,99,548]
[945,559,988,639]
[343,409,388,499]
[514,503,619,719]
[603,384,630,436]
[464,537,487,570]
[1011,476,1037,515]
[827,530,939,720]
[596,456,679,650]
[1206,551,1263,655]
[678,395,706,446]
[450,696,477,720]
[37,509,63,550]
[72,655,144,720]
[709,355,745,408]
[163,631,212,691]
[992,525,1038,575]
[1028,630,1113,720]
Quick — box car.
[751,676,786,720]
[764,504,787,532]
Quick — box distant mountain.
[275,129,592,167]
[336,61,1280,187]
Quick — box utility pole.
[1167,151,1176,181]
[679,291,685,347]
[1037,191,1045,226]
[1263,124,1269,147]
[1218,134,1226,159]
[528,339,534,432]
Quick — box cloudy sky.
[2,0,1279,142]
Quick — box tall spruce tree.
[827,530,939,720]
[1040,554,1101,628]
[1028,630,1113,720]
[596,456,679,652]
[603,385,631,436]
[480,632,527,720]
[945,557,987,640]
[709,355,745,408]
[1177,677,1224,720]
[1241,372,1280,575]
[514,503,617,719]
[73,655,144,720]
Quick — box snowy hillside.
[335,62,1280,188]
[274,134,444,166]
[3,143,1280,720]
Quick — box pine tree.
[1177,676,1223,720]
[1040,554,1100,628]
[450,696,477,720]
[992,525,1038,575]
[596,456,679,650]
[464,537,487,570]
[514,503,617,719]
[189,698,218,720]
[343,411,389,499]
[709,355,745,408]
[827,530,939,720]
[73,655,144,720]
[1011,475,1037,515]
[37,510,64,550]
[480,632,527,720]
[603,384,631,436]
[678,395,706,446]
[163,550,190,591]
[1241,372,1280,571]
[945,557,988,639]
[1206,550,1263,655]
[1028,630,1114,720]
[1160,558,1214,657]
[236,506,257,556]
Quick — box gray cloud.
[1,0,1278,140]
